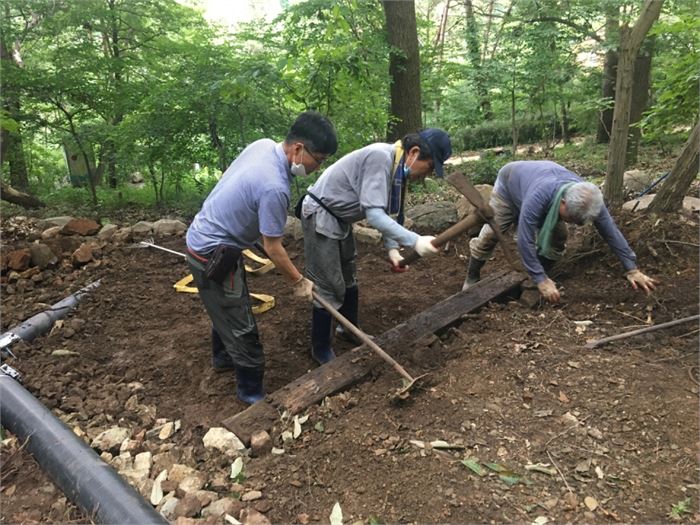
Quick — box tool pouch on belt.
[204,245,241,284]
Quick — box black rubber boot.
[235,366,265,404]
[211,327,235,372]
[335,286,361,344]
[311,307,336,364]
[462,257,486,291]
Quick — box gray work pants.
[301,213,357,310]
[469,192,568,261]
[187,253,264,370]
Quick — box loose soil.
[1,210,698,525]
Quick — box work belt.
[187,245,241,284]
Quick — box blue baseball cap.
[419,128,452,178]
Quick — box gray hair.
[563,182,604,223]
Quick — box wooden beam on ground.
[223,270,526,444]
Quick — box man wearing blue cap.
[298,129,452,364]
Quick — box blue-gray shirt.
[186,139,291,253]
[494,161,637,283]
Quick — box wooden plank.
[223,270,525,444]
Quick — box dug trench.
[1,212,698,524]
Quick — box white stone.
[158,494,179,519]
[153,219,187,236]
[202,427,245,453]
[178,473,207,494]
[91,427,131,452]
[169,463,196,483]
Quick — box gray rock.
[91,427,131,453]
[40,226,62,240]
[29,242,57,269]
[622,194,700,213]
[153,219,187,237]
[201,497,242,518]
[113,227,133,243]
[284,216,303,240]
[352,225,381,245]
[37,216,74,230]
[98,224,119,241]
[405,202,457,233]
[623,169,655,194]
[455,184,493,220]
[131,221,154,236]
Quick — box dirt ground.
[1,208,698,524]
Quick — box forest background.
[1,0,697,216]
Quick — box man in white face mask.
[186,111,337,404]
[298,128,452,365]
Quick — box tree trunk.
[648,121,700,213]
[510,78,518,155]
[0,180,44,208]
[596,7,619,144]
[0,25,29,190]
[627,36,654,165]
[382,0,422,141]
[465,0,492,120]
[561,99,570,145]
[604,0,664,207]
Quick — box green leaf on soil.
[461,458,486,476]
[485,462,507,472]
[485,462,523,485]
[314,421,325,433]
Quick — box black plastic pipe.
[0,371,168,524]
[2,280,101,346]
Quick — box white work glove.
[388,248,404,266]
[292,276,314,302]
[388,248,408,273]
[413,235,438,257]
[537,278,560,303]
[626,269,658,295]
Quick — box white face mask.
[290,146,307,177]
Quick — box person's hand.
[537,278,560,303]
[292,276,314,301]
[414,235,438,257]
[388,248,408,273]
[626,269,658,295]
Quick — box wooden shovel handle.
[398,211,485,268]
[311,290,416,382]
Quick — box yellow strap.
[173,274,276,314]
[392,140,404,177]
[242,249,275,274]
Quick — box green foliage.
[641,0,700,138]
[456,119,578,151]
[465,152,512,186]
[668,497,692,520]
[1,0,696,215]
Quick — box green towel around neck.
[536,182,575,259]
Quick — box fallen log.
[223,270,526,444]
[0,180,45,208]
